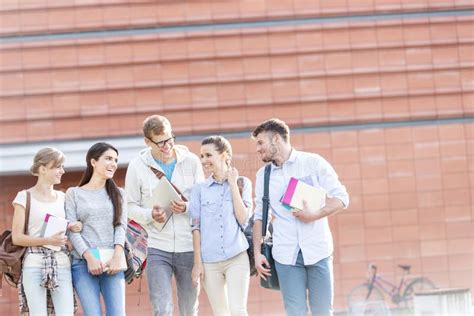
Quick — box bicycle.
[348,263,436,311]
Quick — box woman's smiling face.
[200,143,226,175]
[92,149,118,179]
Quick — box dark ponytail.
[79,142,123,227]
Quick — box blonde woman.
[190,136,252,316]
[11,147,82,315]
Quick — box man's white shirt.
[254,149,349,265]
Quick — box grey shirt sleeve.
[114,188,128,247]
[65,188,89,257]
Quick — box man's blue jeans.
[71,258,125,316]
[146,248,198,316]
[275,252,333,316]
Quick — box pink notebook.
[281,177,326,211]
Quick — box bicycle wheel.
[348,283,384,310]
[401,277,436,309]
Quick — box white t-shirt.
[12,190,70,267]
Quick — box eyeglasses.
[148,135,176,148]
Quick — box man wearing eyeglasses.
[125,115,204,316]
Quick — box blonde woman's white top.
[12,190,70,268]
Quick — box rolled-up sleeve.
[317,156,350,208]
[241,177,253,226]
[188,183,201,231]
[65,188,89,257]
[114,189,128,247]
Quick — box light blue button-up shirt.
[255,149,349,266]
[189,176,253,263]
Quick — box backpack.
[124,219,148,284]
[0,191,31,289]
[242,216,257,276]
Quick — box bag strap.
[24,191,31,234]
[237,177,244,196]
[235,177,248,233]
[261,164,272,238]
[149,166,188,202]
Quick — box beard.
[260,144,279,163]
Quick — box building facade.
[0,1,473,314]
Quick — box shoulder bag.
[260,164,280,290]
[0,191,31,289]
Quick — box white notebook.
[40,214,69,251]
[89,248,127,272]
[144,177,182,231]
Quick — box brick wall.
[1,2,473,143]
[0,0,472,314]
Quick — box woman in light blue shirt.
[189,136,252,316]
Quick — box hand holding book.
[170,199,186,214]
[151,206,168,223]
[281,177,326,211]
[41,214,69,251]
[281,177,327,222]
[89,247,127,274]
[68,221,83,233]
[292,199,327,223]
[145,176,184,231]
[41,214,83,250]
[46,231,68,249]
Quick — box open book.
[40,214,69,251]
[144,176,182,231]
[281,177,326,211]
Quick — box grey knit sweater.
[65,186,127,259]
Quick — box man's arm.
[293,196,345,223]
[293,155,349,223]
[252,219,271,279]
[125,162,154,225]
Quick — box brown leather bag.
[0,191,31,290]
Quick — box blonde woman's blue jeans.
[22,266,74,316]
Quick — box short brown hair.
[30,147,65,176]
[201,135,232,158]
[142,115,171,139]
[252,118,290,142]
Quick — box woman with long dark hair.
[65,142,128,315]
